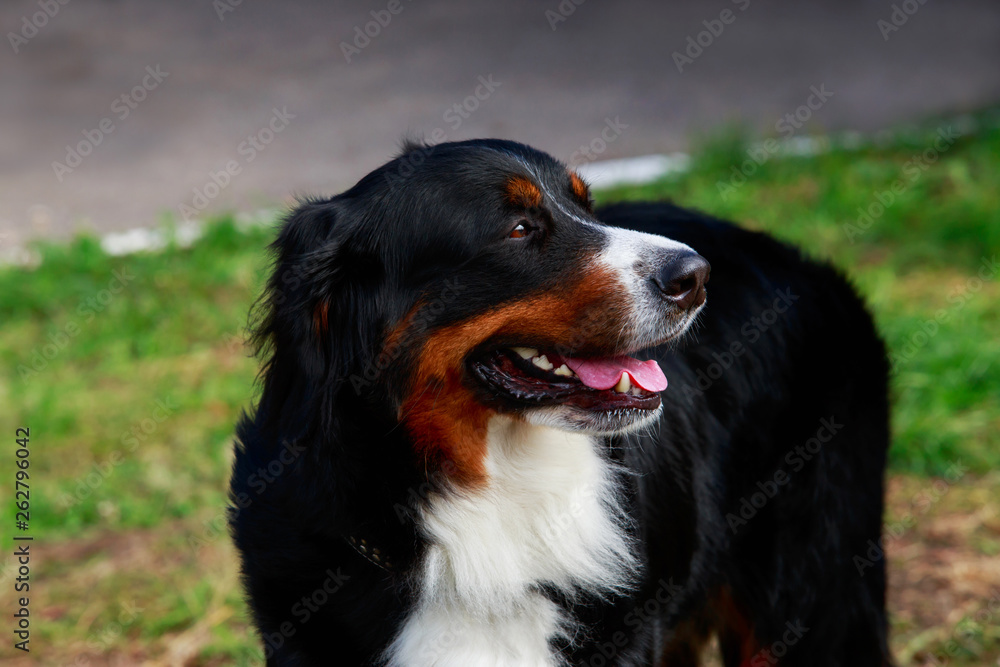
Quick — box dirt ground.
[884,474,1000,666]
[6,473,999,666]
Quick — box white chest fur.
[386,418,637,667]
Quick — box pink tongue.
[563,355,668,392]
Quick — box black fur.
[230,139,891,666]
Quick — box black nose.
[653,252,710,310]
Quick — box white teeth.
[614,373,631,393]
[512,347,573,377]
[630,386,644,396]
[532,354,554,371]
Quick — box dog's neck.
[386,417,637,666]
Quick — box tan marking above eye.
[505,176,543,208]
[569,172,592,210]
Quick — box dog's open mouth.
[471,346,666,412]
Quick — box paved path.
[2,0,998,243]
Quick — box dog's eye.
[509,222,532,239]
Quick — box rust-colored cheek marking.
[569,171,591,210]
[313,300,329,338]
[504,176,543,208]
[382,298,427,361]
[400,263,629,487]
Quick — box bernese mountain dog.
[229,139,891,666]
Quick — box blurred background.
[1,1,998,665]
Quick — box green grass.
[1,219,272,542]
[0,114,998,665]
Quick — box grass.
[1,113,998,665]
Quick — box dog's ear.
[250,199,380,428]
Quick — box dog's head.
[253,139,708,483]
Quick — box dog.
[229,138,891,666]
